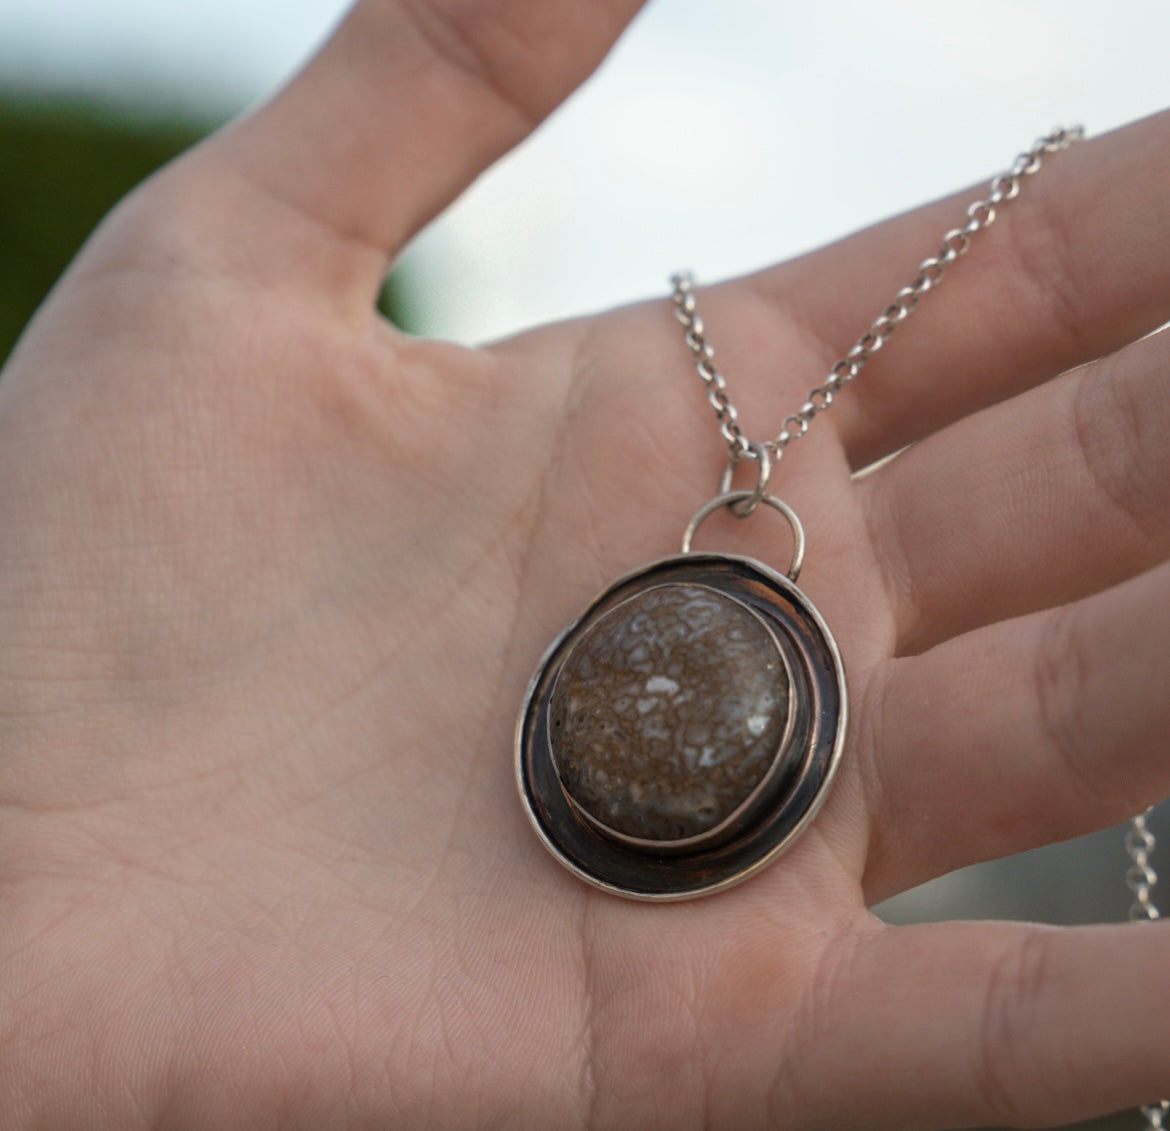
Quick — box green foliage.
[0,94,200,363]
[0,92,408,366]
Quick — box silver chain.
[1127,809,1167,1129]
[1128,811,1162,923]
[671,125,1084,474]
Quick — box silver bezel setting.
[548,584,799,854]
[515,552,847,901]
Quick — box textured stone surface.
[548,583,789,843]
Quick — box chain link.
[1127,808,1167,1129]
[1127,811,1161,923]
[1142,1103,1170,1130]
[671,125,1084,470]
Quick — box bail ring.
[681,490,806,583]
[719,441,773,516]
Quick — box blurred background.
[1,1,1167,1125]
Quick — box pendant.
[516,490,847,901]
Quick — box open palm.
[2,3,1168,1128]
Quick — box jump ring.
[680,491,805,582]
[717,441,773,516]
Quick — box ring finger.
[860,556,1170,902]
[857,320,1170,656]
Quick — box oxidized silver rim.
[515,552,847,901]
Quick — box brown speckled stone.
[548,583,789,843]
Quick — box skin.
[1,1,1168,1126]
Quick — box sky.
[3,0,1170,344]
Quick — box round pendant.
[516,548,846,901]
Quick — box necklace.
[516,128,1084,902]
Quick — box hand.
[2,3,1167,1127]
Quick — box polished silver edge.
[514,552,848,902]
